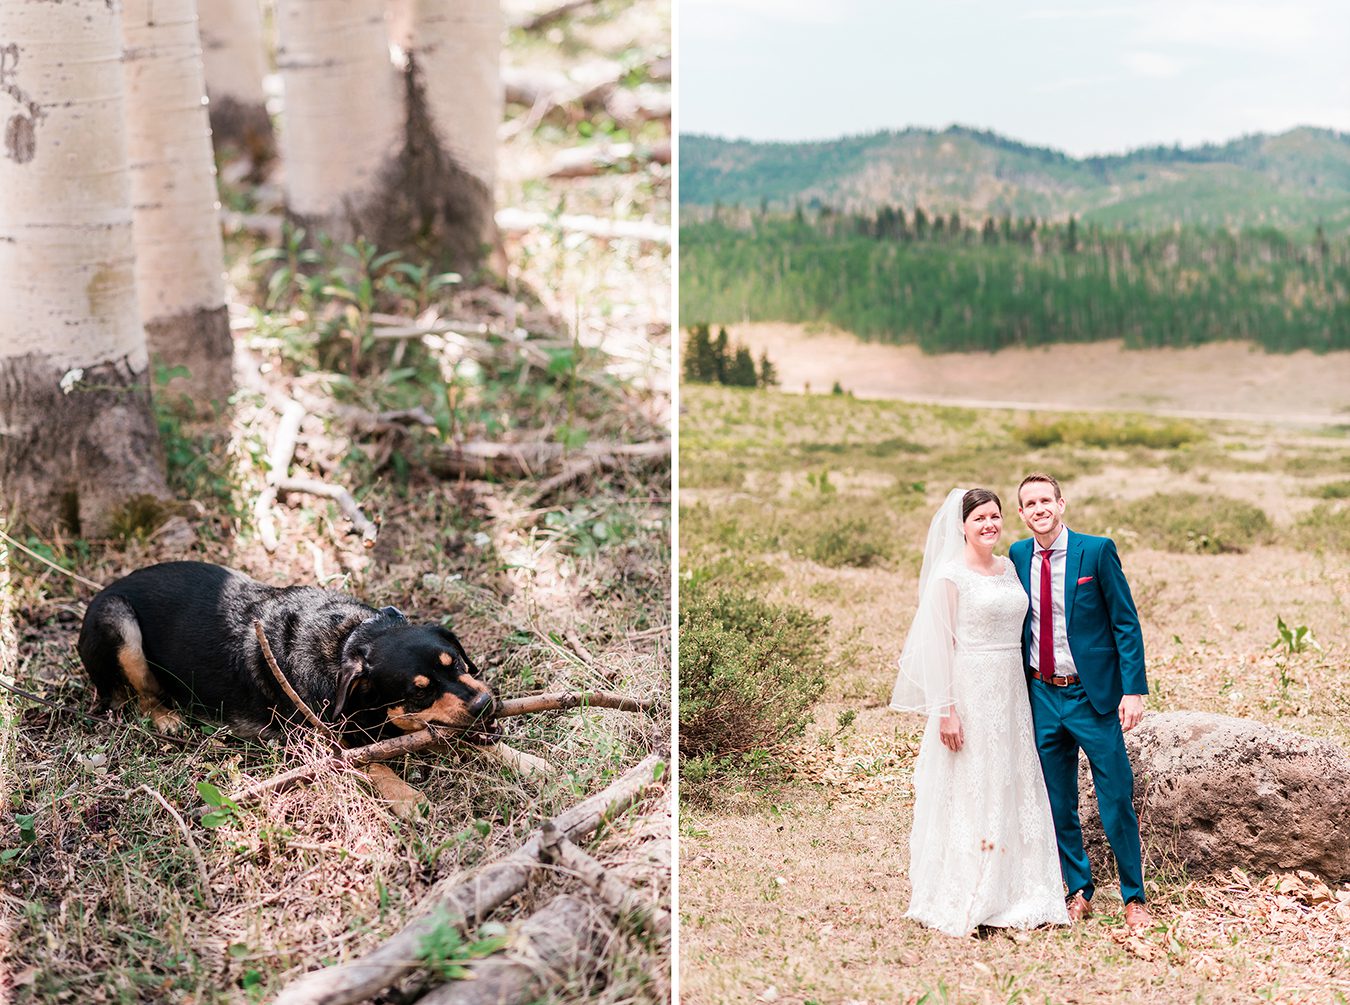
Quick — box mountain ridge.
[680,125,1350,231]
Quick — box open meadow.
[678,380,1350,1005]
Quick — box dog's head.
[336,624,499,744]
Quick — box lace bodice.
[939,558,1027,652]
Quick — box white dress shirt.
[1030,525,1077,675]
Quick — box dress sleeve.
[890,566,960,716]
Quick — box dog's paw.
[364,763,426,819]
[151,706,186,736]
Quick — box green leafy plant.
[196,781,241,828]
[1272,616,1321,656]
[415,911,510,980]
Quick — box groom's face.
[1018,481,1066,538]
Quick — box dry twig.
[253,620,340,742]
[540,820,671,937]
[272,750,668,1005]
[140,785,218,910]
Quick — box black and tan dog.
[78,561,501,808]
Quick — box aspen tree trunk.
[386,0,501,267]
[0,0,168,536]
[122,0,234,406]
[197,0,275,165]
[274,0,401,244]
[277,0,499,270]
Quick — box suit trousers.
[1028,676,1145,905]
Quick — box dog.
[78,561,503,810]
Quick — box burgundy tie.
[1039,548,1055,678]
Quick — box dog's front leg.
[364,763,425,819]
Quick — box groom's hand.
[939,710,964,751]
[1119,694,1145,732]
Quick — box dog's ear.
[332,657,369,721]
[435,626,484,677]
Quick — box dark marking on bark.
[0,355,168,537]
[206,94,275,175]
[1,43,44,164]
[286,55,493,272]
[144,303,234,410]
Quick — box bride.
[891,488,1069,937]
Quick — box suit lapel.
[1013,539,1031,593]
[1064,529,1084,631]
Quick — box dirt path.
[733,323,1350,425]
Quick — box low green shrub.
[1288,503,1350,553]
[678,577,829,788]
[1090,492,1273,554]
[1018,415,1204,450]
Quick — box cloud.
[681,0,850,23]
[1122,50,1184,78]
[1139,1,1319,48]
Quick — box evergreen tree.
[729,345,758,387]
[757,350,778,388]
[713,326,731,382]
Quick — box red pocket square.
[1077,576,1094,585]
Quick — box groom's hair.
[1017,472,1062,504]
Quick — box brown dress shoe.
[1066,892,1093,922]
[1124,901,1153,931]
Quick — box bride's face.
[963,501,1003,548]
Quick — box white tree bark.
[277,0,499,268]
[275,0,400,233]
[197,0,275,163]
[122,0,234,405]
[0,0,168,535]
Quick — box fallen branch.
[547,140,670,179]
[497,691,657,716]
[256,399,306,553]
[540,820,671,937]
[417,895,604,1005]
[272,750,669,1005]
[430,438,669,481]
[141,785,218,911]
[219,691,652,808]
[275,477,379,549]
[511,0,601,31]
[495,207,669,246]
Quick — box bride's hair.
[961,487,1002,522]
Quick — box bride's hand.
[939,710,964,752]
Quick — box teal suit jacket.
[1010,529,1147,716]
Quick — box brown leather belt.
[1036,672,1080,686]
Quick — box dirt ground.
[732,323,1350,424]
[677,380,1350,1005]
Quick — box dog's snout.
[468,691,495,719]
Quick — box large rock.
[1077,711,1350,882]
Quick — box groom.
[1010,472,1153,931]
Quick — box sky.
[677,0,1350,156]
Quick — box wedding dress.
[890,488,1068,937]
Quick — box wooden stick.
[496,691,657,717]
[272,751,668,1005]
[257,399,306,553]
[430,438,669,481]
[495,207,669,245]
[540,821,671,937]
[253,620,339,742]
[219,691,651,808]
[416,895,603,1005]
[274,477,380,548]
[141,785,218,910]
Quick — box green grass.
[1081,492,1274,554]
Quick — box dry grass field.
[678,378,1350,1005]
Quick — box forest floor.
[0,2,670,1003]
[679,382,1350,1005]
[731,322,1350,424]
